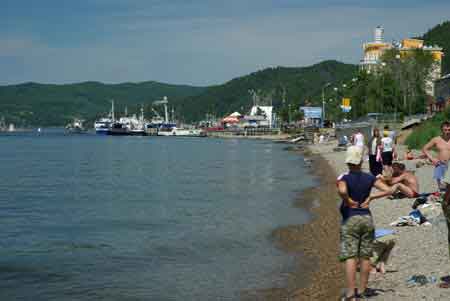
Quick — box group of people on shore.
[337,121,450,300]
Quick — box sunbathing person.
[390,162,419,198]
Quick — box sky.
[1,0,449,86]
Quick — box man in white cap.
[337,146,393,299]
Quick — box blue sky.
[1,0,449,86]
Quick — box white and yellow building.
[360,26,444,96]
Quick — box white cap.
[345,146,363,165]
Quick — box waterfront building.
[360,26,443,96]
[249,106,274,128]
[360,26,392,71]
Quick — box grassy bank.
[405,109,450,150]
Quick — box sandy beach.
[305,141,450,300]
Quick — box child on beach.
[337,146,393,300]
[370,229,396,277]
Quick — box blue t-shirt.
[337,171,376,222]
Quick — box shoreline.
[242,144,344,300]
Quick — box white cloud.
[0,2,449,85]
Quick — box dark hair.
[384,125,389,130]
[392,162,405,171]
[441,121,450,129]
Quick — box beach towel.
[375,229,395,239]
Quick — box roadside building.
[249,106,274,128]
[432,74,450,113]
[360,26,443,96]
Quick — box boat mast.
[111,99,115,121]
[163,96,169,123]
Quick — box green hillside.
[422,21,450,75]
[174,60,358,122]
[0,61,358,126]
[0,81,205,127]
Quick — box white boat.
[94,100,115,135]
[157,127,206,137]
[115,106,147,136]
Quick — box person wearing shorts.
[434,161,448,190]
[337,146,393,300]
[381,131,394,166]
[422,121,450,190]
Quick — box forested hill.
[0,61,358,126]
[174,60,358,122]
[422,21,450,75]
[0,81,205,127]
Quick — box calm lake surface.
[0,130,316,300]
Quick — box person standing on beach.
[337,146,393,299]
[380,131,395,178]
[351,129,365,150]
[422,121,450,190]
[368,128,383,176]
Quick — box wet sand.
[242,145,344,300]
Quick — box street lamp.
[322,82,331,127]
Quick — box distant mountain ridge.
[1,20,449,126]
[0,81,206,126]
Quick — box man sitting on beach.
[422,121,450,190]
[383,162,419,198]
[337,146,393,300]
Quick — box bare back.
[403,172,419,193]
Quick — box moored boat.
[94,100,115,135]
[157,127,206,137]
[65,119,87,134]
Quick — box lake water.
[0,130,316,300]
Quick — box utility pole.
[322,83,331,127]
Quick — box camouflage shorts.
[442,201,450,257]
[339,215,375,262]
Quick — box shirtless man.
[390,162,419,198]
[422,121,450,190]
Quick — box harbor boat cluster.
[93,98,206,137]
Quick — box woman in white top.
[381,133,394,166]
[352,130,365,148]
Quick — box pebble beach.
[305,141,450,300]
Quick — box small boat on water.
[65,119,87,134]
